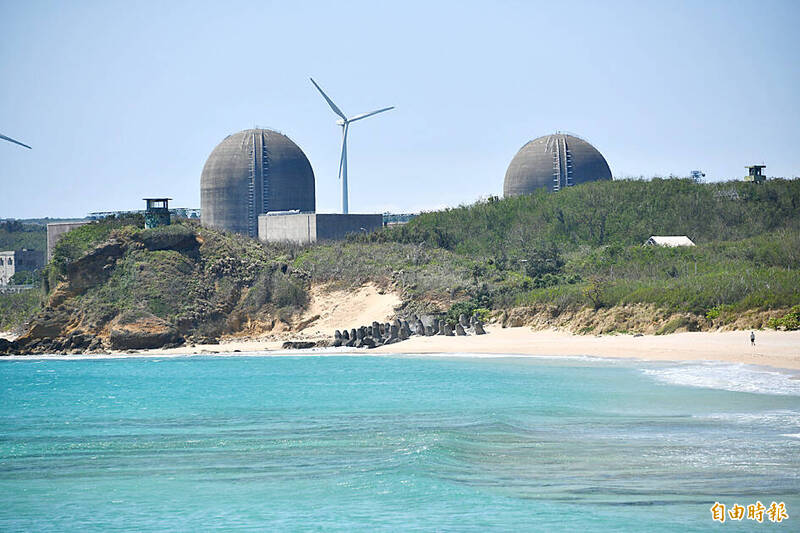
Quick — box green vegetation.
[767,306,800,331]
[0,221,47,331]
[40,218,309,342]
[518,230,800,314]
[9,270,41,285]
[368,178,800,253]
[345,178,800,320]
[0,290,42,331]
[444,301,490,326]
[0,220,46,252]
[48,215,144,272]
[11,177,800,341]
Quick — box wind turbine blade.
[347,106,394,123]
[310,78,347,121]
[0,133,32,149]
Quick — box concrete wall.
[258,213,316,244]
[47,221,90,261]
[316,214,383,241]
[258,213,383,244]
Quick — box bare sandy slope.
[296,283,402,337]
[137,282,401,355]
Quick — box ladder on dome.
[552,142,561,192]
[562,137,573,187]
[247,132,257,237]
[261,131,270,216]
[551,136,574,192]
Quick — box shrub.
[270,275,307,309]
[656,316,699,335]
[0,290,42,330]
[9,270,41,285]
[767,305,800,330]
[444,301,489,325]
[445,301,477,326]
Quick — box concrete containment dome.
[503,133,612,196]
[201,129,315,236]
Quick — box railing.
[0,284,36,294]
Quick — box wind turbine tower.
[0,133,32,149]
[310,78,393,214]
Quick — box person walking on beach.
[750,331,755,346]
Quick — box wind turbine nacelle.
[335,119,346,126]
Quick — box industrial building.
[504,133,612,196]
[200,126,388,244]
[258,212,383,244]
[201,129,316,237]
[0,249,44,285]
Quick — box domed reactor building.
[201,129,316,236]
[503,133,612,196]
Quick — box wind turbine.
[310,78,393,214]
[0,133,32,149]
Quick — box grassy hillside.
[334,178,800,325]
[4,218,313,349]
[371,178,800,254]
[56,220,306,327]
[5,178,799,345]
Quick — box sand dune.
[296,283,402,337]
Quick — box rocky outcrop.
[282,341,316,349]
[495,303,790,335]
[108,311,182,350]
[10,221,317,355]
[49,240,125,307]
[0,338,19,355]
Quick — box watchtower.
[744,165,766,184]
[143,198,171,229]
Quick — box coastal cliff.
[2,178,799,355]
[3,220,309,354]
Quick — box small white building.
[0,249,44,285]
[645,236,696,247]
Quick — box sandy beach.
[136,326,800,371]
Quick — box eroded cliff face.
[1,223,309,355]
[495,304,789,335]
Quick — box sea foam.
[642,362,800,396]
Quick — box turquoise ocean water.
[1,354,798,531]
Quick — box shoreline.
[3,326,799,371]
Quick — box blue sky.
[1,0,798,218]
